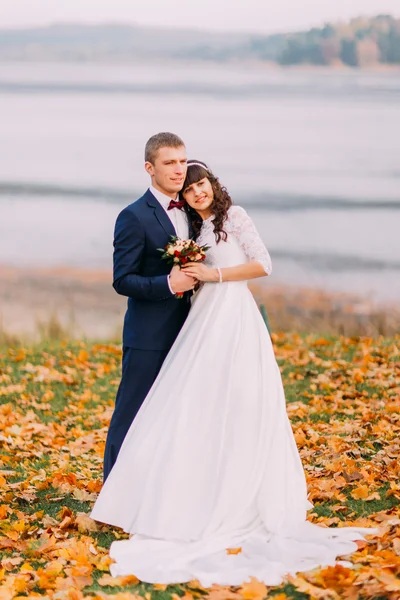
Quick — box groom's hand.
[169,265,197,294]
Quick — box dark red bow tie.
[168,198,186,211]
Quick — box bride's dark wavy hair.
[180,160,233,243]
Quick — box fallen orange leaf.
[226,547,242,555]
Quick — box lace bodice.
[197,206,272,275]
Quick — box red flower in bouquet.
[159,236,210,298]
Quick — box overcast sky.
[1,0,400,33]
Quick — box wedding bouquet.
[159,236,210,298]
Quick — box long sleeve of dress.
[225,206,272,275]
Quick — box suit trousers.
[103,346,169,481]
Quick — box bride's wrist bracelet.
[216,267,223,283]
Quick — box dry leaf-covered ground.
[0,334,399,600]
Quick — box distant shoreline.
[0,58,400,72]
[1,264,398,342]
[1,15,399,69]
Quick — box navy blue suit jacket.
[113,189,191,350]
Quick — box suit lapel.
[145,189,176,239]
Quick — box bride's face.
[182,177,214,215]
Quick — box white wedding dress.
[91,206,377,587]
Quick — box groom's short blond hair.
[145,132,185,164]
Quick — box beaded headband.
[187,162,210,171]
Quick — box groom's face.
[145,145,188,196]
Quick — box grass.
[0,334,399,599]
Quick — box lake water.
[0,62,399,302]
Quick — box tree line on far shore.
[0,14,399,66]
[272,15,400,67]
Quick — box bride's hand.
[181,262,219,282]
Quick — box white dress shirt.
[149,185,189,240]
[149,185,190,295]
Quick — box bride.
[91,160,377,587]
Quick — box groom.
[103,132,196,480]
